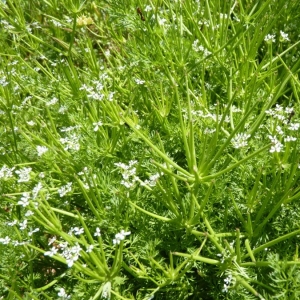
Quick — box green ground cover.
[0,0,300,299]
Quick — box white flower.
[86,245,94,253]
[220,13,228,19]
[222,283,229,293]
[58,288,70,299]
[25,210,34,217]
[135,79,145,85]
[73,227,84,235]
[276,125,283,135]
[93,121,103,131]
[15,167,32,182]
[26,120,36,126]
[0,165,15,179]
[48,236,57,245]
[94,227,101,237]
[158,17,167,26]
[44,246,58,257]
[58,182,72,197]
[0,236,11,244]
[7,220,17,226]
[0,76,9,86]
[144,5,152,12]
[231,133,250,149]
[19,219,28,230]
[288,123,299,131]
[37,145,48,156]
[102,282,111,299]
[113,230,131,245]
[32,182,43,199]
[28,228,40,236]
[108,92,115,101]
[58,105,68,114]
[60,134,80,151]
[270,142,283,153]
[268,135,283,153]
[264,34,275,43]
[115,160,139,188]
[61,243,82,267]
[280,30,290,42]
[17,192,30,207]
[46,97,58,106]
[51,19,62,27]
[141,173,161,187]
[222,274,233,293]
[284,136,296,142]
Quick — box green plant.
[1,0,300,299]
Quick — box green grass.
[0,0,300,299]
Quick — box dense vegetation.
[1,0,300,299]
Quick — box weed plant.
[0,0,300,299]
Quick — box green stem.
[243,228,300,259]
[68,14,77,57]
[128,200,172,222]
[201,144,269,181]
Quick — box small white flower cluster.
[135,78,145,85]
[46,96,58,106]
[0,235,33,246]
[102,282,111,299]
[144,5,152,12]
[157,16,168,26]
[222,273,233,293]
[59,105,68,114]
[231,133,251,149]
[45,240,82,268]
[279,30,290,42]
[113,230,131,245]
[265,104,294,123]
[0,19,15,31]
[77,167,97,190]
[94,227,101,237]
[268,135,283,153]
[80,78,112,101]
[60,126,81,133]
[58,182,72,197]
[192,39,211,57]
[50,19,62,27]
[58,287,70,299]
[265,104,298,153]
[28,228,40,236]
[114,160,138,188]
[3,214,39,234]
[68,227,84,236]
[198,16,209,26]
[17,183,42,210]
[17,192,30,207]
[115,161,162,188]
[140,173,162,187]
[93,121,103,131]
[264,34,276,43]
[19,219,28,230]
[60,133,80,151]
[0,165,15,179]
[0,75,9,86]
[32,182,43,199]
[0,236,11,244]
[36,145,48,156]
[186,106,234,124]
[220,13,228,19]
[264,30,290,43]
[15,167,32,183]
[80,82,104,101]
